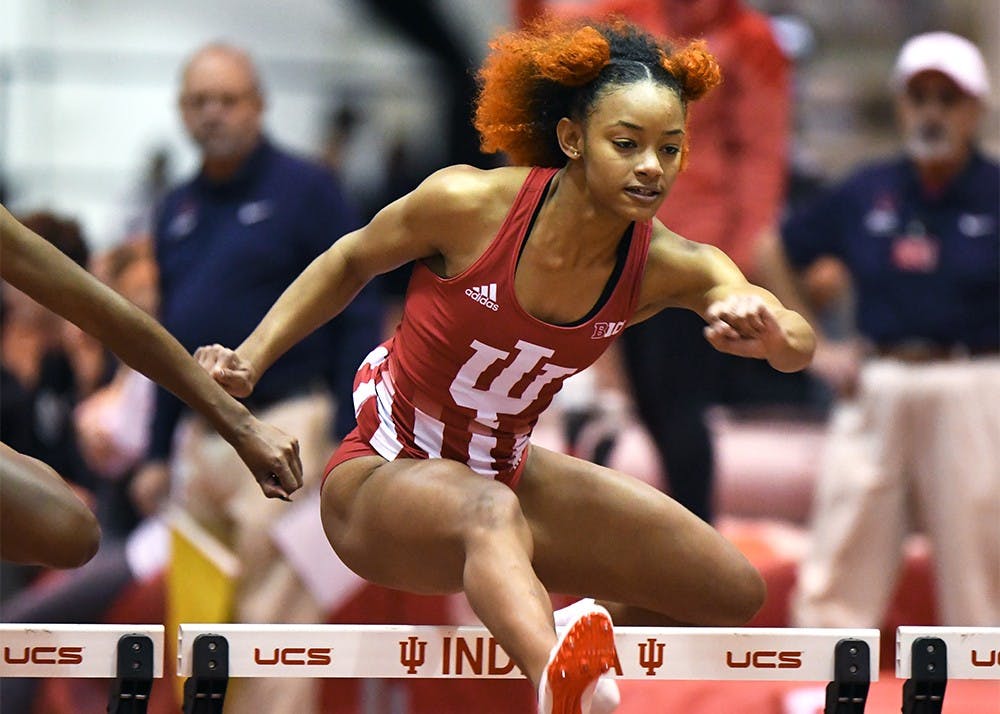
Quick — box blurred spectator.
[0,201,304,714]
[757,32,999,628]
[1,241,158,714]
[320,104,360,176]
[359,0,496,170]
[0,212,104,607]
[119,148,174,239]
[518,0,800,523]
[1,212,108,497]
[130,42,381,714]
[76,240,160,538]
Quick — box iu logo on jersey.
[450,339,577,425]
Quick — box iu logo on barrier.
[399,636,427,674]
[638,638,665,676]
[3,646,84,665]
[726,650,803,669]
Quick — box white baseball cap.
[891,31,990,99]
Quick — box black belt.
[874,342,999,363]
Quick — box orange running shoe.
[537,602,617,714]
[552,599,620,713]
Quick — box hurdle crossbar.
[896,627,1000,681]
[0,624,164,679]
[177,624,878,682]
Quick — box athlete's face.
[579,81,685,220]
[179,49,263,162]
[897,71,982,166]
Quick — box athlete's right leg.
[320,455,560,691]
[0,442,100,568]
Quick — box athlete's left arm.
[634,223,815,373]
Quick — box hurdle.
[0,624,164,713]
[896,626,1000,714]
[178,624,878,713]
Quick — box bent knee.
[460,482,528,538]
[54,508,101,569]
[718,560,767,625]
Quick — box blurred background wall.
[0,0,997,251]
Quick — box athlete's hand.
[194,344,257,398]
[703,294,787,361]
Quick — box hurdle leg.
[182,634,229,714]
[107,634,156,714]
[896,627,1000,713]
[901,636,947,714]
[824,638,871,714]
[0,624,163,712]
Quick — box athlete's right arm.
[200,164,496,393]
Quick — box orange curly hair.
[474,15,722,167]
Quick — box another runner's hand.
[194,344,257,398]
[233,415,303,500]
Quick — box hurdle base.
[182,634,229,714]
[901,637,947,714]
[107,634,155,714]
[823,639,871,714]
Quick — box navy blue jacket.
[782,151,998,349]
[150,137,382,460]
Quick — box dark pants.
[620,308,820,523]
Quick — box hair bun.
[661,39,722,101]
[534,25,611,87]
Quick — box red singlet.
[325,167,652,488]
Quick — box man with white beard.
[757,31,999,630]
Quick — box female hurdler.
[196,17,816,714]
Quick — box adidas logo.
[465,283,500,312]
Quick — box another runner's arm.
[0,204,249,432]
[0,204,301,491]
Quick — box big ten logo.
[726,650,803,669]
[400,636,427,675]
[3,645,84,665]
[253,647,333,666]
[591,321,625,339]
[442,636,517,676]
[971,648,1000,667]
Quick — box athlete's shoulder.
[398,165,532,237]
[642,220,724,289]
[412,165,531,212]
[647,220,710,262]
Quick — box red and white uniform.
[329,167,652,486]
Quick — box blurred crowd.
[1,1,997,713]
